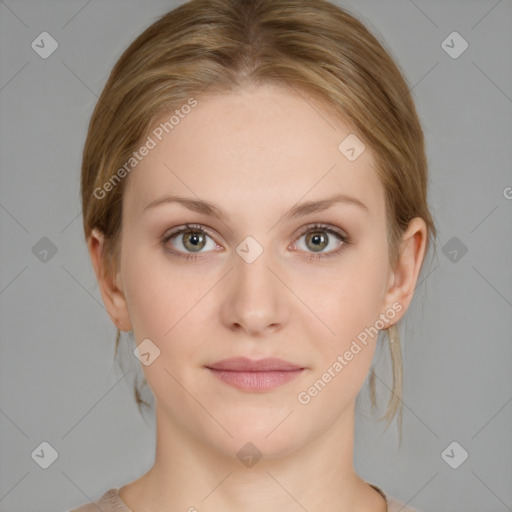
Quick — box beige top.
[70,483,420,511]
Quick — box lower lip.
[206,368,304,391]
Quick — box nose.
[219,245,289,337]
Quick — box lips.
[205,357,306,392]
[206,357,304,372]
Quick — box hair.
[81,0,437,444]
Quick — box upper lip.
[206,357,304,372]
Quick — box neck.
[121,399,384,512]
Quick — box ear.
[380,217,428,324]
[87,228,132,332]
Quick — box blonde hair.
[81,0,437,443]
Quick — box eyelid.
[162,223,215,241]
[163,222,348,241]
[162,223,221,250]
[295,222,348,239]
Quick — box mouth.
[205,357,306,392]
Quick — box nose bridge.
[223,234,286,333]
[234,234,278,295]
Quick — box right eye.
[161,223,219,260]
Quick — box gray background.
[0,1,511,511]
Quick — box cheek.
[306,243,389,380]
[121,241,207,339]
[299,269,386,415]
[121,252,210,403]
[321,258,387,335]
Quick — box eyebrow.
[142,193,369,220]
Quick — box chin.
[203,414,307,461]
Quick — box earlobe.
[381,217,428,323]
[87,228,132,332]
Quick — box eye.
[162,224,218,261]
[292,223,350,261]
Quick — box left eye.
[293,225,347,255]
[162,223,350,261]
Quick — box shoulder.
[69,488,131,512]
[386,494,422,512]
[368,483,421,512]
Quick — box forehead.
[123,83,383,221]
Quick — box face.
[96,83,420,460]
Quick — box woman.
[73,0,437,510]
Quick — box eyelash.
[161,223,351,262]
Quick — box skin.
[88,82,427,512]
